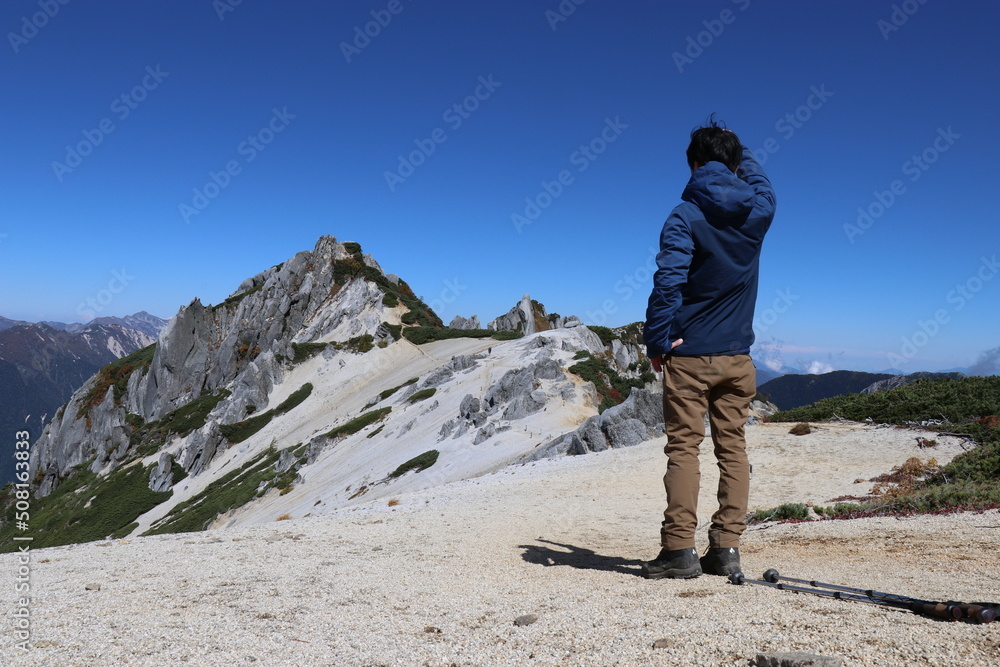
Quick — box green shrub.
[170,459,188,484]
[77,344,157,422]
[221,383,312,444]
[274,382,313,413]
[389,450,439,478]
[143,449,283,535]
[220,411,275,444]
[568,354,645,412]
[382,292,399,308]
[408,388,437,403]
[343,241,363,256]
[156,389,232,438]
[401,327,520,345]
[324,407,392,439]
[128,388,232,455]
[381,377,418,400]
[331,253,442,329]
[771,376,1000,434]
[384,323,402,341]
[0,463,171,552]
[757,376,1000,520]
[748,503,809,523]
[587,325,618,346]
[617,322,645,346]
[290,342,328,363]
[346,334,374,353]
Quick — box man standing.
[642,119,776,579]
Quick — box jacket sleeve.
[736,146,776,219]
[644,208,694,358]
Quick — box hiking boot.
[642,547,702,579]
[700,547,742,576]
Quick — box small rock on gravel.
[513,613,538,627]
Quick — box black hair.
[686,114,742,172]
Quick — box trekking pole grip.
[954,604,996,623]
[909,601,962,620]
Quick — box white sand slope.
[7,422,998,666]
[131,328,605,535]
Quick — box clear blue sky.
[2,0,997,373]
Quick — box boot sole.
[700,561,742,577]
[642,566,702,580]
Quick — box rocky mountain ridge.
[14,236,657,550]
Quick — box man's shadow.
[518,539,645,577]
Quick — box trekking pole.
[760,568,996,624]
[728,571,969,621]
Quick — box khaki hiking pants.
[660,354,755,550]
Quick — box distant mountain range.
[0,311,165,338]
[757,370,966,411]
[0,313,168,484]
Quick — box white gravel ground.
[4,422,998,666]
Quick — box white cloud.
[804,360,833,375]
[763,357,784,372]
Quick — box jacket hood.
[681,161,755,219]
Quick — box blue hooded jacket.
[644,147,775,358]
